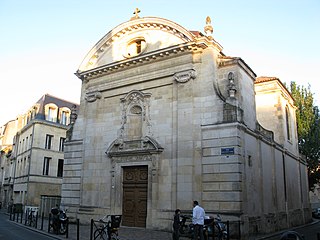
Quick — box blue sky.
[0,0,319,126]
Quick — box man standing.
[192,200,205,240]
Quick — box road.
[0,212,58,240]
[260,219,320,240]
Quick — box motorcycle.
[50,206,68,234]
[179,214,212,239]
[211,214,228,240]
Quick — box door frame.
[109,155,159,228]
[122,165,148,227]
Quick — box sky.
[0,0,319,127]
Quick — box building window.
[45,134,53,150]
[59,137,66,151]
[45,103,58,122]
[285,106,291,141]
[125,38,146,57]
[57,159,64,177]
[43,157,51,175]
[48,107,55,121]
[59,107,71,125]
[29,134,32,148]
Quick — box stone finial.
[204,16,213,38]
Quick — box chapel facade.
[61,12,311,238]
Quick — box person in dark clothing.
[172,209,181,240]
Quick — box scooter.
[179,214,193,237]
[213,214,228,240]
[50,206,68,234]
[179,214,211,239]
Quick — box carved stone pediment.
[106,136,163,157]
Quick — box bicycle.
[93,215,122,240]
[26,210,36,227]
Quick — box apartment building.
[10,94,78,212]
[0,119,21,208]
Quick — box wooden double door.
[122,166,148,227]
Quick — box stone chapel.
[61,11,311,238]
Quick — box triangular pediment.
[78,17,196,72]
[106,136,163,157]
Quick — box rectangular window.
[59,137,66,151]
[61,111,67,125]
[43,157,51,175]
[45,134,53,150]
[48,107,55,122]
[29,134,32,148]
[57,159,64,177]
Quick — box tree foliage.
[289,82,320,190]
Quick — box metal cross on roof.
[133,8,141,18]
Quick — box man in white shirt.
[192,200,205,240]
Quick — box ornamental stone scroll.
[85,91,102,102]
[173,69,196,83]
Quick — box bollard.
[35,212,38,228]
[20,211,23,224]
[41,212,44,230]
[48,213,51,233]
[77,219,80,240]
[66,218,69,239]
[317,232,320,240]
[227,221,230,240]
[90,219,93,240]
[25,211,27,225]
[29,210,31,227]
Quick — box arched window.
[45,103,58,122]
[58,107,71,125]
[285,106,291,141]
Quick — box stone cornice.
[218,56,257,80]
[76,42,208,81]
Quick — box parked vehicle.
[178,214,214,239]
[211,214,228,240]
[93,215,122,240]
[312,208,320,218]
[280,231,304,240]
[50,206,68,234]
[26,209,37,227]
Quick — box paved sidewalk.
[2,209,174,240]
[2,208,320,240]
